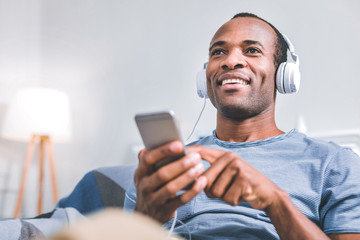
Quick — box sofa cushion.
[57,164,137,215]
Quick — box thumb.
[187,145,226,165]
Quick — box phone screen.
[135,110,186,169]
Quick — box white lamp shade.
[2,87,72,142]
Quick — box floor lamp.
[1,87,71,218]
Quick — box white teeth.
[222,79,248,86]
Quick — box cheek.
[206,77,217,106]
[254,63,276,88]
[205,66,216,93]
[205,67,219,106]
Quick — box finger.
[168,176,208,210]
[188,145,226,164]
[138,148,146,162]
[144,153,202,192]
[208,163,238,198]
[143,140,184,165]
[202,152,238,189]
[155,162,205,202]
[135,148,152,178]
[222,176,246,206]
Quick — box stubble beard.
[216,91,274,121]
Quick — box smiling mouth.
[221,78,249,86]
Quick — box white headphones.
[196,34,300,98]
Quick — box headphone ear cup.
[276,62,300,94]
[196,69,208,98]
[283,62,300,93]
[276,62,286,94]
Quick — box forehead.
[210,17,277,50]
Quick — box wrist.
[263,189,329,239]
[264,188,291,217]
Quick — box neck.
[215,106,283,142]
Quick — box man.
[124,13,360,239]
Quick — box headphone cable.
[186,98,207,143]
[168,98,206,238]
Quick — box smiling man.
[124,13,360,239]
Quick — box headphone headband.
[281,34,299,66]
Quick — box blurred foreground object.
[50,208,181,240]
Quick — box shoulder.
[291,132,360,179]
[286,131,358,159]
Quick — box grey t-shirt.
[125,129,360,239]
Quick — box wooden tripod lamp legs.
[45,136,59,203]
[13,135,38,218]
[13,135,59,218]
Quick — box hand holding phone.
[134,111,207,222]
[135,110,186,170]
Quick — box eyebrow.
[209,40,264,52]
[209,41,226,52]
[243,40,264,48]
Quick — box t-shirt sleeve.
[320,148,360,234]
[123,180,137,212]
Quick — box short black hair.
[232,12,288,69]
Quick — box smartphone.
[135,110,186,170]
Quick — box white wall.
[0,0,359,217]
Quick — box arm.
[191,145,333,240]
[267,194,360,240]
[133,140,208,223]
[265,190,329,239]
[328,234,360,240]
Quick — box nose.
[221,51,247,70]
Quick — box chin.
[219,105,256,120]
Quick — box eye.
[211,49,225,56]
[246,47,261,54]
